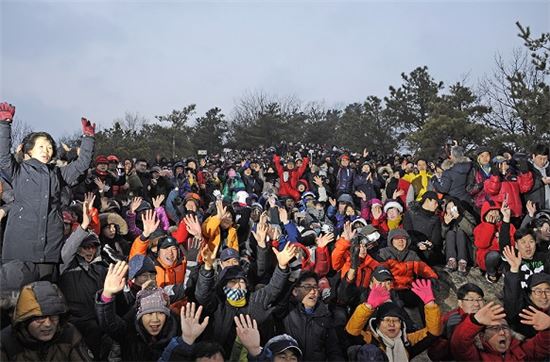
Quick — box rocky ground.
[410,265,504,362]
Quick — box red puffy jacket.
[450,315,550,361]
[273,154,309,201]
[473,200,516,271]
[484,171,533,218]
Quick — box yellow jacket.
[345,302,442,348]
[202,215,239,252]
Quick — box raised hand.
[102,261,128,298]
[251,222,268,249]
[180,302,209,345]
[328,198,337,208]
[355,190,367,201]
[278,207,289,225]
[141,209,160,239]
[81,201,91,231]
[234,314,261,357]
[81,117,96,137]
[184,214,203,238]
[130,196,143,214]
[519,306,550,331]
[342,221,357,242]
[313,175,324,187]
[392,189,404,199]
[526,200,537,218]
[201,243,219,270]
[183,237,202,263]
[94,177,106,192]
[152,194,165,209]
[215,200,227,220]
[272,243,297,270]
[474,302,506,326]
[0,102,15,122]
[502,245,522,273]
[316,232,334,248]
[366,285,391,309]
[411,279,435,304]
[500,196,511,223]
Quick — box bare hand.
[526,200,537,218]
[215,200,227,220]
[94,177,106,191]
[201,243,219,270]
[342,221,357,242]
[355,190,367,201]
[519,306,550,331]
[502,245,522,273]
[234,314,261,357]
[130,196,143,214]
[181,302,210,345]
[251,222,268,249]
[152,194,165,209]
[184,214,203,238]
[313,175,324,187]
[316,232,334,248]
[392,189,404,199]
[328,198,337,207]
[500,198,511,223]
[279,207,289,225]
[102,261,128,298]
[273,243,297,269]
[474,302,506,326]
[141,209,160,239]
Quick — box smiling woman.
[0,103,95,283]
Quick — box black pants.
[485,251,502,276]
[445,229,468,262]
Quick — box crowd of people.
[0,101,549,361]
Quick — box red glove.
[411,279,435,304]
[0,102,16,122]
[366,285,390,309]
[81,117,96,136]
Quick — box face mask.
[223,286,247,301]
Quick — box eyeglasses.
[485,325,510,333]
[297,285,319,293]
[531,289,550,297]
[380,317,401,325]
[461,298,485,303]
[31,315,60,325]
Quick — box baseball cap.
[371,266,394,282]
[157,236,178,249]
[265,334,303,358]
[220,248,239,262]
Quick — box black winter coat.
[403,205,443,265]
[431,158,472,204]
[281,301,345,361]
[195,264,289,358]
[0,123,94,263]
[525,161,550,210]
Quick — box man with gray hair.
[432,146,473,206]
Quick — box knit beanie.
[135,288,170,320]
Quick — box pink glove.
[0,102,15,122]
[411,279,435,304]
[366,285,390,309]
[81,117,96,137]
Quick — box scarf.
[377,329,408,362]
[387,215,402,230]
[223,286,247,307]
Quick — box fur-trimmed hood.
[441,156,471,171]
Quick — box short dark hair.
[514,228,535,241]
[22,132,57,159]
[294,270,319,288]
[532,144,549,157]
[192,341,225,360]
[457,283,484,300]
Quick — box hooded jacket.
[0,122,94,263]
[377,235,438,290]
[1,281,91,362]
[484,170,533,218]
[432,156,472,204]
[273,154,309,201]
[331,236,380,289]
[450,314,550,361]
[473,201,516,271]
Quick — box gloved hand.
[444,311,462,338]
[518,159,530,173]
[0,102,15,122]
[411,279,435,304]
[350,243,361,270]
[81,117,96,137]
[366,285,390,309]
[490,163,500,177]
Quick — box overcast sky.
[1,1,548,138]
